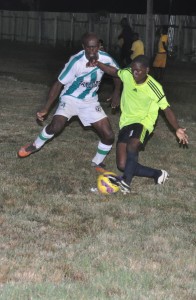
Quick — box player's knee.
[107,131,115,144]
[101,130,114,145]
[52,123,64,134]
[117,160,125,171]
[47,119,65,135]
[127,139,141,152]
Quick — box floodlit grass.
[0,42,195,300]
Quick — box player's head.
[82,32,100,61]
[120,17,129,27]
[130,55,150,84]
[133,32,139,41]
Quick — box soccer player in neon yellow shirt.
[88,55,189,194]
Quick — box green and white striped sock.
[34,126,54,149]
[91,141,112,165]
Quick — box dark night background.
[0,0,195,16]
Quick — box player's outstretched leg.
[18,126,54,158]
[154,170,169,184]
[18,143,39,158]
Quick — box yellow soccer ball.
[97,172,120,195]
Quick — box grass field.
[0,41,195,300]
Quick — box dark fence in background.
[0,10,196,62]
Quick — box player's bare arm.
[87,59,119,77]
[37,80,63,121]
[96,61,119,77]
[110,77,121,108]
[163,107,188,145]
[87,59,121,108]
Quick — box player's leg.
[160,54,167,81]
[34,115,68,148]
[159,67,166,82]
[91,117,114,166]
[78,101,114,166]
[116,142,127,171]
[121,137,140,185]
[18,96,75,158]
[18,115,68,157]
[124,138,168,185]
[117,124,169,187]
[152,54,162,81]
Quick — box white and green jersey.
[58,50,119,101]
[117,68,170,134]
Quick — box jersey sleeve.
[158,96,170,110]
[100,51,120,69]
[156,85,170,110]
[117,69,124,80]
[117,68,131,82]
[58,55,79,85]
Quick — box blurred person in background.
[153,25,168,82]
[118,17,134,67]
[99,39,105,51]
[130,32,144,61]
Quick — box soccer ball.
[97,171,120,195]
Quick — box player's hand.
[107,96,120,115]
[36,110,48,122]
[110,93,120,109]
[176,128,188,145]
[86,57,98,67]
[106,97,112,102]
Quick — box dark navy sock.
[123,152,162,185]
[135,163,161,181]
[123,152,138,185]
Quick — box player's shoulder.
[99,51,119,67]
[147,74,162,87]
[118,67,132,76]
[146,75,165,98]
[99,50,112,61]
[65,50,85,68]
[68,50,84,62]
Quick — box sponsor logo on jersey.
[80,81,101,88]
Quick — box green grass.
[0,42,195,300]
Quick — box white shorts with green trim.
[54,96,107,126]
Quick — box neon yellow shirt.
[117,68,170,133]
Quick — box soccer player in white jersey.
[18,32,121,167]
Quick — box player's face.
[131,62,149,84]
[83,38,99,61]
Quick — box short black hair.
[133,32,139,39]
[120,17,129,26]
[131,55,150,68]
[82,32,99,45]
